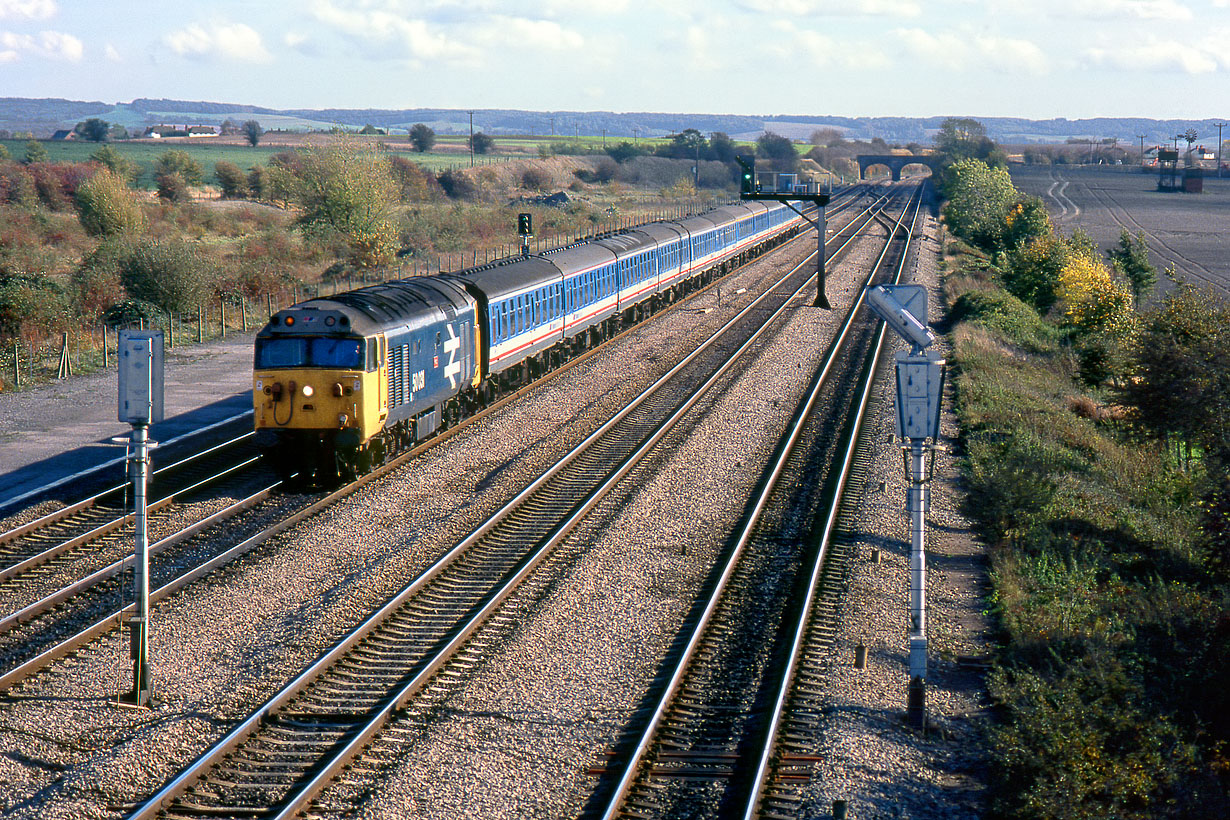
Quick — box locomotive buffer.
[736,155,831,308]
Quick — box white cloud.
[985,0,1192,18]
[0,28,81,61]
[104,42,121,62]
[310,0,478,63]
[476,16,584,51]
[1085,38,1221,72]
[770,21,892,69]
[742,0,921,16]
[164,21,272,63]
[894,27,1048,74]
[0,0,56,21]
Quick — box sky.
[1,0,1228,120]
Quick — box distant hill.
[0,97,1220,146]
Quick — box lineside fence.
[0,195,736,392]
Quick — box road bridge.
[857,154,941,181]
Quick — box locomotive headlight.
[353,380,361,392]
[255,379,263,391]
[338,413,349,427]
[302,384,315,398]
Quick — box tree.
[153,150,204,187]
[214,161,249,199]
[75,167,144,237]
[1055,249,1135,335]
[75,118,111,142]
[110,238,215,314]
[606,141,647,164]
[470,131,494,155]
[295,143,399,267]
[756,132,798,172]
[243,120,263,147]
[359,123,385,135]
[1107,229,1156,303]
[940,158,1018,251]
[934,117,1005,168]
[23,140,48,164]
[661,128,706,159]
[707,131,737,163]
[409,123,436,153]
[90,144,138,185]
[1119,284,1230,459]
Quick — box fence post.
[167,309,174,349]
[198,304,204,343]
[102,324,109,368]
[219,296,226,338]
[241,298,248,332]
[12,339,19,388]
[267,292,273,319]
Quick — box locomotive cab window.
[255,337,365,370]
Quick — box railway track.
[120,188,912,820]
[589,186,922,820]
[0,186,876,697]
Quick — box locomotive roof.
[260,276,474,337]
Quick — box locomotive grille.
[389,344,408,407]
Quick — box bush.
[1004,235,1065,314]
[389,156,442,201]
[153,149,203,187]
[90,144,139,185]
[83,237,215,314]
[214,161,249,199]
[75,167,144,237]
[156,171,190,202]
[437,169,477,200]
[521,165,552,191]
[0,269,69,342]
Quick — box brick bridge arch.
[856,154,942,181]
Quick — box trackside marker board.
[118,330,164,424]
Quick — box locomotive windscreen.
[256,337,365,369]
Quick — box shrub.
[437,169,477,200]
[27,162,94,211]
[90,144,139,185]
[84,237,215,314]
[0,162,36,206]
[1055,251,1135,335]
[75,167,144,237]
[0,269,69,343]
[521,165,552,191]
[214,161,249,199]
[156,171,189,202]
[389,156,442,201]
[1004,234,1065,314]
[153,149,203,187]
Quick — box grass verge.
[942,239,1229,819]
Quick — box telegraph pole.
[468,111,474,167]
[1136,134,1147,168]
[1215,122,1227,179]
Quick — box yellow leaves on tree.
[1055,252,1135,335]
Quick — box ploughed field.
[1010,164,1230,298]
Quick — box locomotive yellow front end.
[254,306,386,482]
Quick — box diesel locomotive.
[254,200,808,482]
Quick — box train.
[253,199,810,483]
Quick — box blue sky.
[1,0,1228,119]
